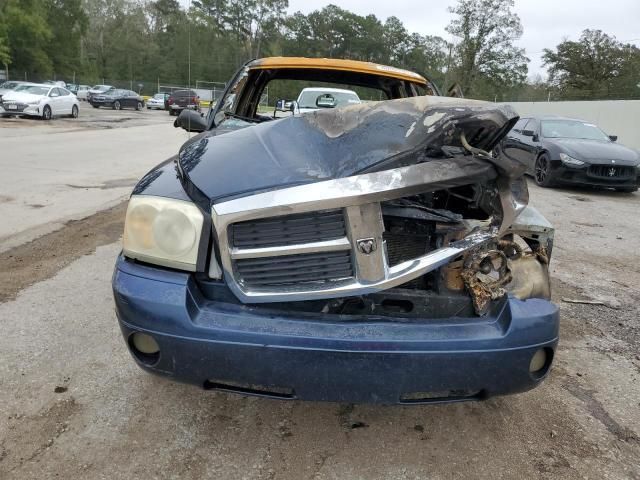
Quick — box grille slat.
[233,228,347,247]
[235,251,354,287]
[231,210,346,249]
[235,255,351,272]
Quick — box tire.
[136,101,143,111]
[534,154,555,187]
[42,105,52,121]
[92,104,99,109]
[70,105,79,118]
[146,106,151,109]
[113,101,121,110]
[169,110,176,116]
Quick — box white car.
[296,87,361,114]
[146,93,167,110]
[1,84,80,120]
[75,85,91,101]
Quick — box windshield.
[297,90,360,109]
[19,86,51,96]
[541,120,610,141]
[93,85,112,92]
[1,82,19,89]
[153,94,164,99]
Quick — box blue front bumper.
[113,255,559,404]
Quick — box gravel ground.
[0,122,639,478]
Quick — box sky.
[285,0,640,79]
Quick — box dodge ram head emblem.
[356,238,377,254]
[608,168,616,177]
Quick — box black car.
[167,89,200,116]
[501,116,640,192]
[89,89,145,110]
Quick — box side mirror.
[609,135,618,142]
[174,109,207,133]
[316,94,337,108]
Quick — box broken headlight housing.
[123,195,204,271]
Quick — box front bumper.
[90,100,113,107]
[113,255,559,404]
[551,161,639,188]
[0,103,41,116]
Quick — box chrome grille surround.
[211,158,521,303]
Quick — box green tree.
[543,29,640,99]
[446,0,528,97]
[0,16,11,70]
[3,0,52,78]
[45,0,88,79]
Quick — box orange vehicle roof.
[249,57,428,85]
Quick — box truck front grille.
[235,251,354,288]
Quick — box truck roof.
[249,57,428,85]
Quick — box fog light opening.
[129,332,160,366]
[529,347,553,379]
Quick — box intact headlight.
[123,195,204,271]
[559,153,585,166]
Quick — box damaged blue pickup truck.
[112,57,558,404]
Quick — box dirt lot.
[0,115,639,478]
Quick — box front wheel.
[136,101,143,111]
[92,104,99,109]
[113,101,121,110]
[42,105,52,120]
[534,154,555,187]
[70,105,79,118]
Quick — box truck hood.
[178,96,522,203]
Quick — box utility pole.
[442,42,454,94]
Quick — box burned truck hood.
[178,96,522,203]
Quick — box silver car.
[146,93,167,110]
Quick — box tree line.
[1,0,639,101]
